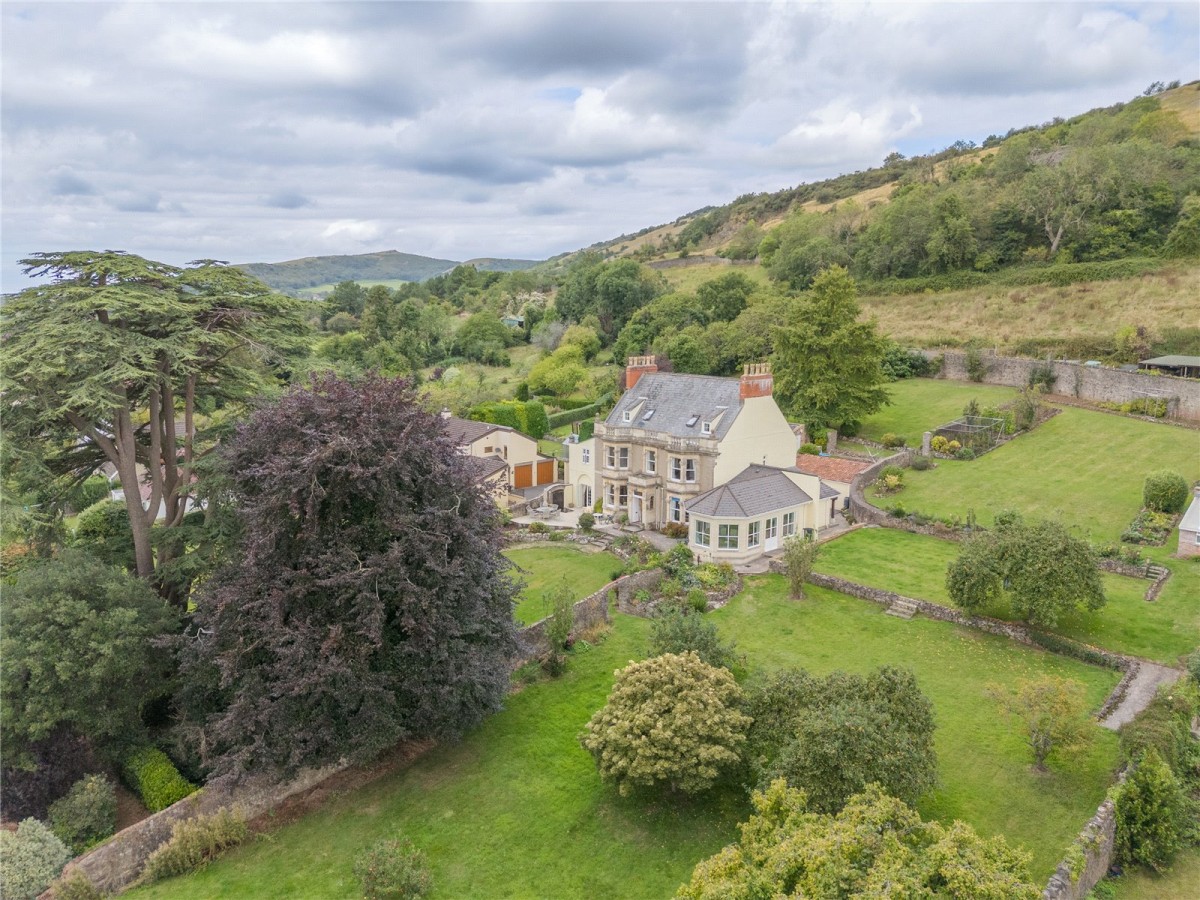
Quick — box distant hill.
[238,250,540,294]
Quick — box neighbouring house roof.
[686,465,813,518]
[1181,495,1200,533]
[1140,355,1200,367]
[466,455,509,482]
[604,372,744,440]
[793,455,873,484]
[442,415,505,445]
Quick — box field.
[815,527,1198,665]
[857,378,1018,446]
[504,546,620,625]
[863,401,1200,543]
[132,578,1121,898]
[657,261,771,294]
[1109,848,1200,898]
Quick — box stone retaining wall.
[513,589,611,662]
[1043,777,1125,900]
[925,350,1200,421]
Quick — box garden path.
[1099,662,1183,731]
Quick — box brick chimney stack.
[740,362,773,400]
[624,355,658,391]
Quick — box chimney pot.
[624,354,658,391]
[739,361,774,400]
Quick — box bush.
[50,871,104,900]
[72,499,136,570]
[660,522,688,539]
[686,589,708,613]
[525,521,549,534]
[880,433,906,449]
[1114,747,1186,873]
[123,747,197,813]
[1028,362,1057,392]
[1143,470,1189,514]
[649,607,738,670]
[48,774,117,854]
[1121,508,1175,545]
[0,819,71,900]
[139,808,249,883]
[577,512,595,533]
[580,652,749,796]
[695,563,735,589]
[69,476,112,515]
[930,435,949,454]
[910,456,932,471]
[965,348,987,382]
[954,447,976,460]
[797,442,822,455]
[1118,682,1200,774]
[353,837,432,900]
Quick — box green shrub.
[1121,508,1175,545]
[547,530,566,542]
[695,563,735,589]
[139,809,249,884]
[954,447,977,460]
[123,747,197,813]
[1143,470,1189,514]
[1114,747,1186,873]
[965,348,987,382]
[649,607,738,671]
[525,521,549,534]
[797,443,822,455]
[48,774,117,854]
[880,433,906,449]
[687,589,708,614]
[660,522,689,539]
[73,499,136,570]
[930,435,949,454]
[1118,682,1200,774]
[577,512,595,533]
[0,819,71,900]
[50,870,104,900]
[909,456,932,471]
[69,476,113,515]
[353,837,432,900]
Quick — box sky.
[2,1,1196,292]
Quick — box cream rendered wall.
[713,395,798,486]
[467,428,539,467]
[782,471,833,531]
[689,501,813,565]
[565,437,596,509]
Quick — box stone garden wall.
[926,350,1200,421]
[1042,781,1124,900]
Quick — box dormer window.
[701,421,711,435]
[622,410,633,423]
[686,415,699,428]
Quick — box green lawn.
[132,582,1121,898]
[504,546,620,625]
[858,378,1019,446]
[130,617,746,900]
[865,404,1200,542]
[712,576,1121,880]
[1108,849,1200,898]
[815,528,1198,664]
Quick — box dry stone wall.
[1042,783,1123,900]
[926,350,1200,420]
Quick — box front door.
[580,485,592,509]
[764,516,779,552]
[629,492,642,524]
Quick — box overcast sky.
[2,1,1196,292]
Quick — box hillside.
[239,250,539,295]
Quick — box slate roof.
[466,456,509,481]
[686,465,813,518]
[793,455,873,484]
[442,415,504,445]
[604,373,743,439]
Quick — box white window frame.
[605,484,615,506]
[622,410,633,423]
[645,449,657,474]
[670,456,682,482]
[748,520,761,547]
[701,421,711,435]
[605,446,616,469]
[618,447,629,469]
[582,447,590,464]
[685,459,697,482]
[695,520,710,546]
[718,524,739,550]
[618,485,628,507]
[782,512,796,536]
[765,517,778,540]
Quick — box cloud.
[264,191,313,210]
[49,169,96,196]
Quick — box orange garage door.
[513,463,532,489]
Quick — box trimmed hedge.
[467,400,550,439]
[123,747,197,813]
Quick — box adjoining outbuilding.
[1178,492,1200,558]
[1139,355,1200,379]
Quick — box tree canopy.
[1,251,309,595]
[0,551,179,766]
[771,266,890,432]
[946,513,1105,627]
[178,374,517,782]
[676,780,1040,900]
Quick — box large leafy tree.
[579,652,749,797]
[1,252,309,595]
[946,513,1105,627]
[178,374,517,782]
[745,666,937,812]
[0,551,179,766]
[677,780,1040,900]
[771,266,890,433]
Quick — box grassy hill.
[239,250,540,295]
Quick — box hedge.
[546,393,612,431]
[123,747,198,813]
[467,400,549,439]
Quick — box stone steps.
[1146,564,1169,579]
[885,598,919,619]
